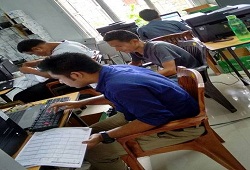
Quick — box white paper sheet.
[15,127,91,168]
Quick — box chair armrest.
[117,113,206,143]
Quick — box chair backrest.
[177,66,205,114]
[150,30,194,45]
[177,40,207,66]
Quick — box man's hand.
[49,101,85,113]
[82,133,103,149]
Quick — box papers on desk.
[79,104,111,117]
[15,127,92,168]
[13,74,48,90]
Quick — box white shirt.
[52,40,94,57]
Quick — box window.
[150,0,193,16]
[54,0,114,40]
[54,0,193,39]
[102,0,149,22]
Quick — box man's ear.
[70,72,84,80]
[31,46,42,52]
[130,39,140,44]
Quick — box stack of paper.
[15,127,91,168]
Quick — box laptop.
[4,104,43,130]
[0,110,28,156]
[0,59,19,82]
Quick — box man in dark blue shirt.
[38,52,205,170]
[137,9,191,40]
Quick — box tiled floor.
[146,71,250,170]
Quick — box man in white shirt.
[17,39,95,78]
[14,39,95,103]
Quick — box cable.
[211,59,240,85]
[210,116,250,128]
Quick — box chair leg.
[205,81,237,113]
[121,155,145,170]
[193,133,245,170]
[202,71,237,113]
[211,129,225,143]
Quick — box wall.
[0,0,89,42]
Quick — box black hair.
[17,39,46,53]
[38,52,102,76]
[139,9,160,21]
[103,30,139,42]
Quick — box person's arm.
[83,119,155,148]
[50,94,112,112]
[177,22,191,31]
[157,60,177,77]
[19,67,52,78]
[137,27,148,40]
[21,59,44,67]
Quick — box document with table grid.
[15,127,92,168]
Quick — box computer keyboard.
[29,97,70,132]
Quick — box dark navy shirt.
[95,65,199,126]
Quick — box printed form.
[15,127,92,168]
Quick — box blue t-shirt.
[95,65,199,126]
[137,20,191,40]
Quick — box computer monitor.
[160,11,183,22]
[0,59,18,81]
[216,0,250,7]
[96,22,138,36]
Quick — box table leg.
[219,50,250,86]
[227,47,250,78]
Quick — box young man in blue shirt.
[38,52,204,170]
[137,9,191,40]
[103,30,200,78]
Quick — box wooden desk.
[0,88,12,102]
[203,36,250,86]
[12,92,80,170]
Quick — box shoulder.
[147,41,171,48]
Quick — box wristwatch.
[99,131,115,144]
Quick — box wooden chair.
[151,30,194,44]
[177,40,236,113]
[151,30,221,75]
[116,66,245,170]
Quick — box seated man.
[38,52,205,170]
[103,30,200,77]
[137,9,191,40]
[14,39,94,103]
[17,39,94,78]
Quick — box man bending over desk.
[37,52,205,170]
[13,39,94,103]
[103,30,200,78]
